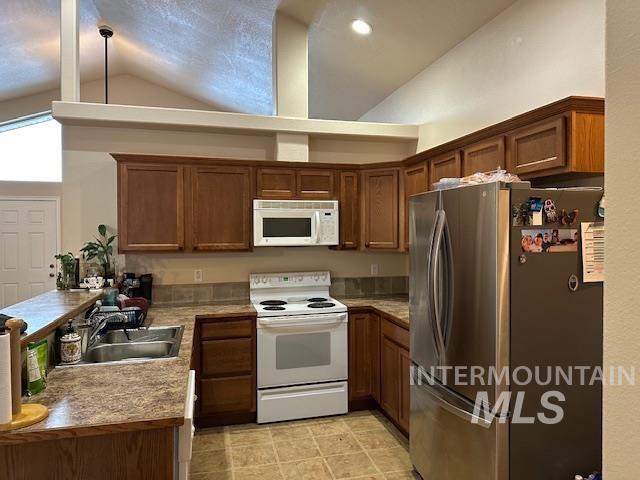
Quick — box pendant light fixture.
[98,25,114,104]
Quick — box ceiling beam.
[272,2,325,161]
[276,0,327,26]
[60,0,80,102]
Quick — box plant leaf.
[106,235,116,245]
[98,224,107,237]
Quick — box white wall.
[360,0,605,152]
[47,76,409,284]
[603,0,640,476]
[0,73,216,123]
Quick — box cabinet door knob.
[365,242,370,248]
[49,273,55,277]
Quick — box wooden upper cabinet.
[297,170,336,199]
[189,166,252,251]
[403,162,429,248]
[429,151,461,188]
[462,137,505,176]
[256,168,296,199]
[508,116,566,176]
[338,172,359,249]
[362,169,399,250]
[118,163,185,252]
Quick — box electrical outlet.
[194,269,203,283]
[371,264,379,275]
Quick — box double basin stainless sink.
[69,325,184,365]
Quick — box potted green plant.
[80,224,117,279]
[54,252,76,290]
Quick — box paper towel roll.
[0,333,12,424]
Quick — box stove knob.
[261,276,268,284]
[313,273,320,282]
[297,275,303,282]
[321,273,327,281]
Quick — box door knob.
[49,273,55,277]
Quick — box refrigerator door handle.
[441,211,454,347]
[431,210,447,364]
[414,370,492,429]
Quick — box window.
[0,113,62,182]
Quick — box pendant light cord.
[104,35,109,104]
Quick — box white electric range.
[250,271,348,423]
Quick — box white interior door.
[0,198,58,308]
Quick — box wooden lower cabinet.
[348,310,409,435]
[348,311,380,405]
[195,316,256,426]
[381,336,400,421]
[398,346,411,432]
[380,318,410,434]
[200,376,255,413]
[0,427,175,479]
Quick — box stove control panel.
[250,271,330,289]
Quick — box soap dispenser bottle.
[60,320,82,364]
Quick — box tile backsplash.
[152,276,408,306]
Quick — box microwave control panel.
[320,211,338,244]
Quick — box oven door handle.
[258,313,347,327]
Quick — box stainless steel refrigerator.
[409,182,602,480]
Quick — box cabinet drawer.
[201,338,253,377]
[200,376,255,413]
[200,318,253,340]
[381,318,409,350]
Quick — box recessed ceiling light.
[351,19,372,35]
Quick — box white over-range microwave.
[253,199,339,247]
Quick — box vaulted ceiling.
[1,0,515,120]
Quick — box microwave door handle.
[315,211,321,243]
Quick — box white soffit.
[51,101,419,140]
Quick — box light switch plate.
[194,269,203,283]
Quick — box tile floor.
[190,410,420,480]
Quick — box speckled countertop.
[0,290,102,346]
[0,303,254,445]
[340,295,409,327]
[0,296,407,445]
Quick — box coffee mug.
[85,276,105,289]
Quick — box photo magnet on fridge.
[521,228,578,253]
[527,197,544,226]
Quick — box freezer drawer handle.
[422,384,492,428]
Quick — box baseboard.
[195,411,256,428]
